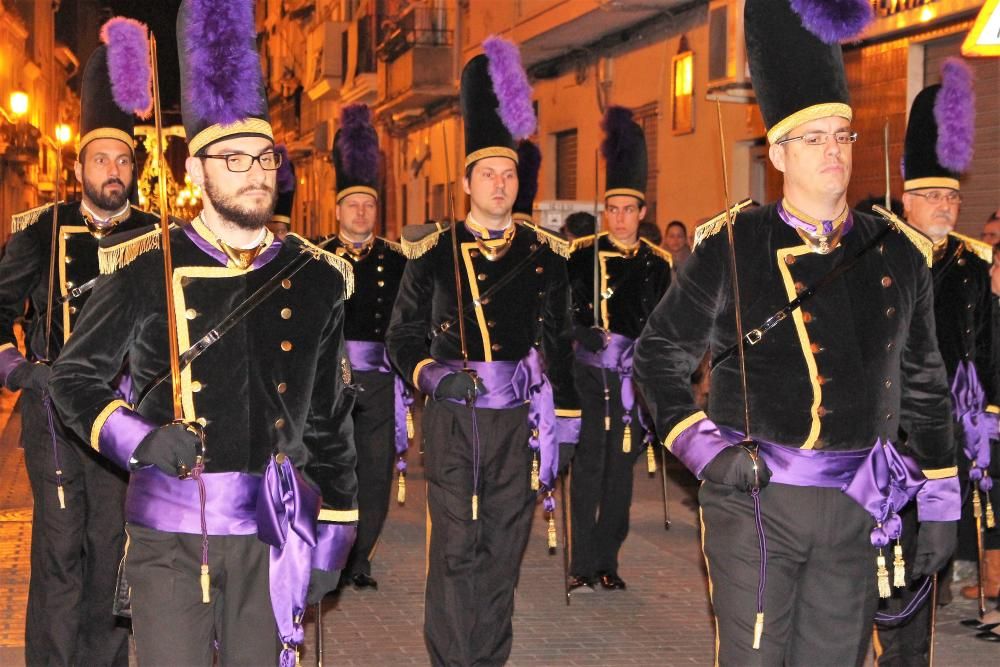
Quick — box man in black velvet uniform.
[48,3,357,664]
[385,37,579,666]
[321,104,409,591]
[634,2,958,664]
[566,106,671,593]
[0,32,158,666]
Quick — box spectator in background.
[981,210,1000,245]
[638,220,661,245]
[663,220,691,270]
[563,211,598,240]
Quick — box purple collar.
[184,217,283,270]
[777,199,853,238]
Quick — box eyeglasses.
[776,131,858,146]
[908,190,962,205]
[201,150,282,173]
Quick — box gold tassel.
[397,471,406,505]
[547,513,557,550]
[647,445,657,474]
[973,487,983,519]
[10,202,54,234]
[530,456,540,491]
[289,234,356,298]
[987,496,996,530]
[405,408,415,440]
[752,612,764,650]
[622,424,631,453]
[200,564,210,603]
[98,224,166,274]
[472,494,478,521]
[877,552,891,598]
[892,543,905,588]
[57,484,66,510]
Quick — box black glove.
[701,445,771,492]
[557,443,575,475]
[910,520,957,580]
[306,568,342,604]
[133,423,201,476]
[6,361,51,393]
[573,326,607,353]
[434,371,487,402]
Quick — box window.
[672,39,694,135]
[555,129,578,200]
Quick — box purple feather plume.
[339,104,379,185]
[186,0,263,126]
[483,36,536,140]
[935,57,975,173]
[275,144,295,194]
[100,18,152,119]
[600,106,635,163]
[789,0,873,43]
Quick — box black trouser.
[20,388,128,667]
[422,399,535,667]
[344,370,397,578]
[124,523,279,666]
[570,363,642,578]
[700,481,879,666]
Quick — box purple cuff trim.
[0,346,26,388]
[313,522,357,572]
[555,416,581,445]
[917,476,961,522]
[417,362,451,397]
[99,406,157,470]
[671,417,732,478]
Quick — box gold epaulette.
[692,199,755,248]
[871,205,933,268]
[640,238,673,267]
[287,233,355,299]
[569,233,600,253]
[11,203,55,234]
[950,231,994,264]
[98,223,175,275]
[516,220,573,259]
[400,221,450,259]
[381,237,405,256]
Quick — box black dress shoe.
[962,618,1000,630]
[976,629,1000,642]
[351,573,378,589]
[568,576,595,593]
[599,573,627,590]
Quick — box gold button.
[185,308,197,320]
[817,406,828,417]
[884,379,892,389]
[65,256,72,264]
[885,307,896,318]
[377,265,384,272]
[281,278,292,289]
[277,382,287,394]
[197,417,208,426]
[275,418,286,429]
[377,280,385,287]
[530,243,539,251]
[487,320,496,328]
[958,258,966,266]
[191,380,203,392]
[281,308,292,319]
[63,233,70,240]
[784,254,795,265]
[809,342,823,354]
[802,311,813,323]
[816,375,826,385]
[65,281,74,289]
[375,312,382,320]
[535,266,544,274]
[794,281,806,294]
[470,250,480,258]
[281,340,293,352]
[69,306,78,314]
[477,273,487,281]
[881,276,892,288]
[491,343,502,352]
[481,297,491,305]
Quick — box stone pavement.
[0,393,997,665]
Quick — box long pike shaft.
[43,169,62,362]
[440,126,468,368]
[592,149,601,329]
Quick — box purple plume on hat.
[100,17,152,119]
[789,0,873,44]
[186,0,263,126]
[339,104,379,185]
[483,36,536,140]
[275,144,295,194]
[935,57,975,173]
[600,106,635,163]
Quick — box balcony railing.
[376,5,453,63]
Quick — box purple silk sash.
[574,333,654,445]
[951,360,996,493]
[436,348,560,489]
[344,340,413,469]
[776,199,854,237]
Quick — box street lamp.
[9,91,28,118]
[55,123,72,146]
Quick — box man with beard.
[874,58,994,666]
[321,104,409,591]
[48,2,357,664]
[0,28,159,666]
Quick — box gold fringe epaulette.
[569,232,600,253]
[98,224,174,275]
[11,203,55,234]
[640,238,673,267]
[693,199,754,249]
[287,233,355,299]
[871,205,933,268]
[381,237,405,256]
[400,221,450,259]
[516,220,573,259]
[950,231,994,264]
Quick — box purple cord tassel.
[751,487,766,649]
[42,393,67,510]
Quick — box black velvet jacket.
[0,202,158,360]
[386,219,578,411]
[48,220,357,515]
[322,236,406,343]
[634,203,954,473]
[567,233,672,339]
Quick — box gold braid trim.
[287,233,355,299]
[400,224,448,259]
[570,233,600,253]
[515,220,572,259]
[950,231,994,264]
[11,203,55,234]
[692,199,755,248]
[640,238,673,267]
[872,206,933,268]
[98,224,174,274]
[381,238,405,256]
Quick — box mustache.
[238,184,274,195]
[102,178,125,189]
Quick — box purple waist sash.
[437,348,558,488]
[345,340,413,466]
[951,360,995,493]
[574,333,653,445]
[126,468,260,535]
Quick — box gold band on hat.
[78,128,134,153]
[767,103,853,144]
[604,187,645,202]
[336,185,379,203]
[903,177,960,192]
[464,146,518,168]
[188,118,274,156]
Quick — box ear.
[462,176,471,196]
[73,160,83,185]
[186,156,205,187]
[901,193,914,219]
[768,142,786,173]
[638,206,648,222]
[334,203,341,222]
